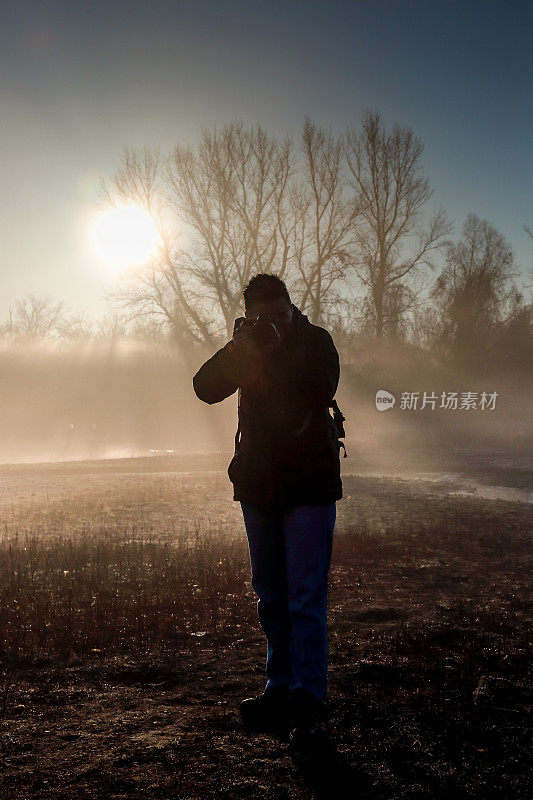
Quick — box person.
[192,273,343,748]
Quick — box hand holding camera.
[223,313,282,388]
[233,313,281,356]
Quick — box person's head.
[242,273,293,340]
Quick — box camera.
[233,313,280,349]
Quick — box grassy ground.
[0,467,531,799]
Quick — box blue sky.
[1,0,531,320]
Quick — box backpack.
[234,390,348,459]
[329,399,348,458]
[293,397,348,458]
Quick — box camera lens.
[252,316,278,347]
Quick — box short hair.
[243,273,291,310]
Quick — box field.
[0,458,531,800]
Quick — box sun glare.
[91,205,159,269]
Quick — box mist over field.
[0,334,530,474]
[0,337,231,465]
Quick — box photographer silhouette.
[193,273,344,748]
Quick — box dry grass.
[0,468,531,799]
[0,472,529,669]
[0,473,251,664]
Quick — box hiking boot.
[239,686,290,730]
[288,688,328,750]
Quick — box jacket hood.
[291,302,309,324]
[283,303,311,347]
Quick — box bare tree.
[1,295,67,339]
[285,117,360,324]
[165,121,292,340]
[344,110,452,338]
[100,114,451,350]
[0,308,16,338]
[101,126,294,357]
[431,213,521,362]
[99,147,198,352]
[56,313,94,340]
[523,225,533,298]
[94,310,131,340]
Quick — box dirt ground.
[0,463,531,800]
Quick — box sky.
[0,0,531,323]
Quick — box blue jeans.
[240,501,336,702]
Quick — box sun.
[91,205,159,269]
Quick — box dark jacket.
[192,303,343,511]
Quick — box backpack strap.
[329,399,348,458]
[293,398,348,458]
[234,387,242,454]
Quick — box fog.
[0,336,530,480]
[0,338,232,465]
